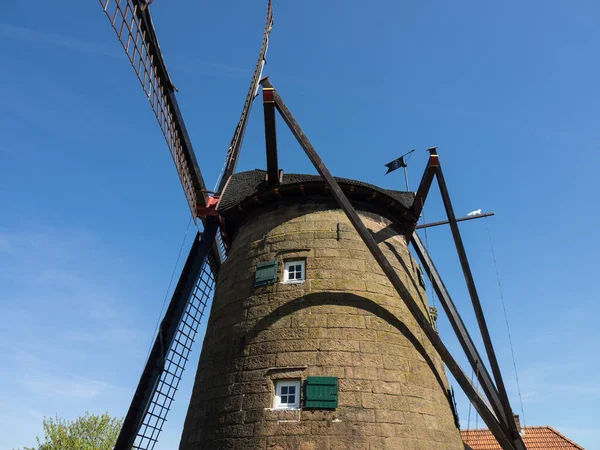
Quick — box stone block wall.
[179,203,464,450]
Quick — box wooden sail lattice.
[133,257,215,450]
[99,0,206,217]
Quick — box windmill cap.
[218,169,416,240]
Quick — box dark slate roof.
[218,169,414,213]
[217,170,416,240]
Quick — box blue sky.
[1,1,599,449]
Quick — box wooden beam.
[416,212,495,229]
[262,87,279,185]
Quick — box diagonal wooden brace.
[261,78,525,450]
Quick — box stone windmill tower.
[98,1,527,449]
[178,168,464,449]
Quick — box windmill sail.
[99,0,208,218]
[99,1,276,448]
[131,254,217,450]
[114,227,218,450]
[216,0,274,193]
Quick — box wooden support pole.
[262,87,279,185]
[412,234,512,436]
[411,150,438,222]
[262,78,519,450]
[416,212,495,229]
[434,165,522,443]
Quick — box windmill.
[97,1,527,449]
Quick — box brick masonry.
[179,203,464,450]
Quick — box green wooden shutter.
[417,266,426,289]
[255,260,278,286]
[304,376,338,409]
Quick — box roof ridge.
[460,425,586,449]
[546,426,586,450]
[244,169,409,194]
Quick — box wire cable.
[144,216,193,364]
[485,216,526,428]
[466,368,475,430]
[421,208,437,308]
[465,362,480,444]
[475,367,480,431]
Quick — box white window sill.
[267,407,301,411]
[281,280,305,285]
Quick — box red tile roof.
[461,426,585,450]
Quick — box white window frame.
[283,260,306,284]
[273,379,301,410]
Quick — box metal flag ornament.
[385,149,414,174]
[385,149,415,191]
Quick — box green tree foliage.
[15,411,123,450]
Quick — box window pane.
[281,386,288,394]
[288,386,296,394]
[281,395,288,403]
[288,394,295,404]
[289,272,295,280]
[295,265,301,272]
